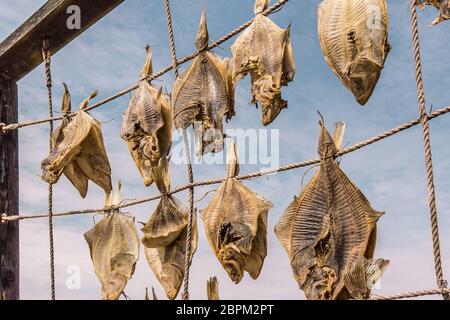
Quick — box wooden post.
[0,74,19,300]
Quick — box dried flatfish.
[172,9,234,156]
[318,0,390,105]
[121,46,172,186]
[231,0,296,125]
[84,182,140,300]
[144,213,198,300]
[41,86,112,197]
[417,0,450,24]
[275,119,387,300]
[207,276,220,300]
[141,157,188,248]
[203,141,272,284]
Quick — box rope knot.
[0,123,9,135]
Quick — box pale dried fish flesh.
[203,141,272,284]
[231,0,296,125]
[172,9,234,156]
[275,119,387,300]
[417,0,450,24]
[121,46,172,186]
[318,0,390,105]
[141,157,188,248]
[84,182,140,300]
[41,86,112,197]
[144,212,198,300]
[207,276,220,300]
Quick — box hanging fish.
[121,46,172,186]
[141,157,188,248]
[41,86,112,198]
[203,141,272,284]
[274,119,388,300]
[144,212,198,300]
[84,182,140,300]
[417,0,450,24]
[207,276,220,300]
[318,0,390,105]
[231,0,296,126]
[172,9,235,156]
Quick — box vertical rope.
[42,38,56,300]
[163,0,194,300]
[409,0,448,300]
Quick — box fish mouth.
[223,260,244,284]
[261,98,287,126]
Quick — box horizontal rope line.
[370,288,450,300]
[2,103,449,223]
[0,0,289,132]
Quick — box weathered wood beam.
[0,74,19,300]
[0,0,125,81]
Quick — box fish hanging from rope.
[142,157,198,300]
[274,118,389,300]
[202,141,272,284]
[121,46,172,186]
[84,182,140,300]
[231,0,296,125]
[172,9,235,156]
[41,85,112,198]
[318,0,390,105]
[141,156,187,248]
[417,0,450,24]
[207,276,220,300]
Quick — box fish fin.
[195,8,209,50]
[140,45,153,78]
[61,83,72,114]
[364,258,390,289]
[79,89,98,110]
[344,256,368,300]
[332,121,346,151]
[254,0,269,15]
[226,140,240,178]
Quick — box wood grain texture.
[0,0,124,80]
[0,74,19,300]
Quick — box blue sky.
[0,0,449,300]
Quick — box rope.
[3,103,450,223]
[371,288,450,300]
[409,0,448,300]
[163,0,194,300]
[0,0,291,133]
[42,38,56,300]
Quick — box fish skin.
[203,142,272,283]
[121,46,172,186]
[274,120,386,300]
[318,0,390,105]
[41,87,112,197]
[84,184,140,300]
[231,0,296,126]
[172,9,234,156]
[417,0,450,24]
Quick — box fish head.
[252,74,287,126]
[160,265,183,300]
[218,245,245,284]
[299,266,336,300]
[345,56,382,105]
[102,271,127,300]
[140,134,161,166]
[41,144,80,184]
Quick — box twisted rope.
[42,38,56,301]
[371,288,450,300]
[163,0,194,300]
[409,0,448,300]
[0,0,290,133]
[3,103,450,223]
